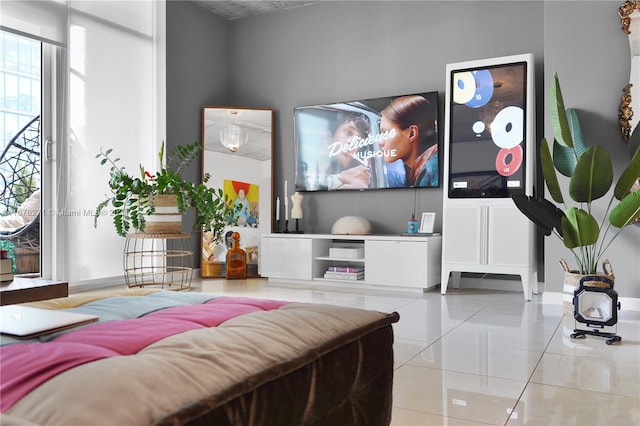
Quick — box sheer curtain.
[66,1,166,284]
[0,1,68,47]
[2,0,166,284]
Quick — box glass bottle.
[225,232,247,279]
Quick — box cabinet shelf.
[314,277,364,283]
[315,256,365,262]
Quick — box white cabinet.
[441,201,537,300]
[442,205,533,267]
[365,239,440,288]
[261,234,442,291]
[441,206,484,265]
[260,236,315,280]
[487,205,534,266]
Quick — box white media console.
[260,233,442,291]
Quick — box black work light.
[571,275,621,345]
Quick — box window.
[0,32,41,147]
[0,30,42,275]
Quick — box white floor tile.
[507,383,640,425]
[442,322,557,352]
[530,352,640,398]
[391,407,492,426]
[546,322,640,364]
[407,340,543,382]
[393,364,527,425]
[394,338,437,369]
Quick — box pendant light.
[220,110,248,152]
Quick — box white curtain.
[66,0,166,283]
[2,0,166,284]
[0,0,69,47]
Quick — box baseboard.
[68,273,640,312]
[69,275,127,293]
[453,276,640,312]
[68,269,202,294]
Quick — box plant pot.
[560,258,615,316]
[15,247,39,274]
[143,194,183,234]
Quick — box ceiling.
[192,0,319,20]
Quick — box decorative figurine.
[291,191,304,233]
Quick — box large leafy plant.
[513,73,640,274]
[94,142,234,241]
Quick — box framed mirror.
[618,0,639,142]
[201,107,274,278]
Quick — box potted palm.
[94,141,234,244]
[512,73,640,309]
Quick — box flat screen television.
[445,53,534,198]
[294,91,440,192]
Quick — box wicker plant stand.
[123,233,192,291]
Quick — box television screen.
[294,91,439,191]
[446,57,532,198]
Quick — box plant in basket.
[512,73,640,277]
[94,141,235,242]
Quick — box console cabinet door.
[365,240,428,288]
[442,206,484,264]
[487,205,533,266]
[260,237,313,280]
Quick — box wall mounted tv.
[294,91,440,192]
[445,53,534,198]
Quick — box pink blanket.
[1,297,288,412]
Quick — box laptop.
[1,305,99,339]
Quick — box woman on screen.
[379,95,439,187]
[325,111,373,190]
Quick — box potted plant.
[94,141,234,243]
[512,73,640,279]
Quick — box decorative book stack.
[324,265,364,281]
[1,250,13,282]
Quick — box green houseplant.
[512,73,640,275]
[94,142,234,242]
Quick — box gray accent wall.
[167,1,231,265]
[543,2,638,298]
[167,1,640,298]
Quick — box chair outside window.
[0,115,41,274]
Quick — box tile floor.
[189,278,640,426]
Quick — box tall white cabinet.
[441,53,537,300]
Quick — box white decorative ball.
[331,216,373,235]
